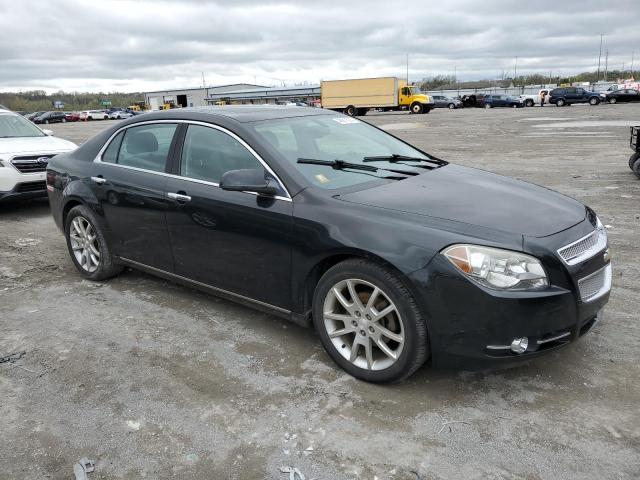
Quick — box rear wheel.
[62,118,66,123]
[410,103,424,114]
[556,99,566,107]
[44,119,49,124]
[484,103,492,109]
[630,152,640,170]
[65,205,123,281]
[525,99,534,107]
[633,157,640,179]
[313,259,429,383]
[345,105,356,117]
[589,97,600,105]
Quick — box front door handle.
[167,192,192,202]
[91,176,106,185]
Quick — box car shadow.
[0,197,50,217]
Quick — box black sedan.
[604,89,640,104]
[34,111,67,124]
[46,106,612,382]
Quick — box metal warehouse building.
[144,84,265,110]
[206,85,321,105]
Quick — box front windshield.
[251,115,431,189]
[409,86,422,94]
[0,114,46,138]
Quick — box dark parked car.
[430,95,462,109]
[476,94,524,108]
[604,89,640,104]
[26,111,45,121]
[34,111,67,124]
[629,126,640,178]
[46,107,611,382]
[549,87,601,106]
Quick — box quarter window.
[116,123,177,172]
[180,124,263,183]
[102,130,124,164]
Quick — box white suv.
[0,110,77,202]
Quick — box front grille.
[578,264,612,302]
[558,228,607,265]
[10,155,54,173]
[15,181,46,193]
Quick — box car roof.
[138,105,335,123]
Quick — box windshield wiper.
[362,153,447,166]
[297,158,418,176]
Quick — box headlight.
[442,244,548,290]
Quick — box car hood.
[335,164,586,238]
[0,135,77,155]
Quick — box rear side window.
[115,123,177,172]
[102,131,124,163]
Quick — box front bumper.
[408,223,611,368]
[0,181,48,202]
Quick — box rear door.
[164,123,293,309]
[90,122,179,271]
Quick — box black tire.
[609,97,617,104]
[525,99,534,107]
[312,258,429,383]
[556,99,565,107]
[356,108,368,116]
[410,103,424,114]
[633,157,640,179]
[629,152,640,170]
[589,97,600,105]
[62,118,66,123]
[448,103,455,109]
[484,103,492,109]
[345,105,356,117]
[44,119,49,124]
[64,205,123,281]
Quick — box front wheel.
[448,103,455,109]
[630,152,640,170]
[556,99,566,107]
[609,97,617,104]
[525,99,534,107]
[62,118,66,123]
[410,103,424,114]
[633,157,640,179]
[44,119,49,124]
[589,97,600,105]
[313,259,429,383]
[484,103,492,109]
[65,205,123,281]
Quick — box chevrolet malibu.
[46,106,611,383]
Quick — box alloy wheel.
[323,278,404,371]
[69,216,100,272]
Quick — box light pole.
[596,33,605,82]
[513,56,518,82]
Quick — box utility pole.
[604,50,609,81]
[406,53,409,85]
[513,56,518,82]
[596,33,604,82]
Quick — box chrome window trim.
[557,228,607,266]
[93,119,292,202]
[578,263,612,303]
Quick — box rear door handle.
[167,192,191,202]
[91,176,106,184]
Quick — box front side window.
[180,124,263,183]
[115,123,177,172]
[251,115,430,190]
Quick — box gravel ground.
[1,104,639,480]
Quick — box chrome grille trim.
[10,154,54,174]
[557,228,607,265]
[578,263,612,303]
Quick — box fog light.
[510,337,528,354]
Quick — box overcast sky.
[1,0,638,93]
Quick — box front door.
[90,122,179,271]
[164,123,293,309]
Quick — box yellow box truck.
[320,77,433,116]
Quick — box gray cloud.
[0,0,638,92]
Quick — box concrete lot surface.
[1,105,639,479]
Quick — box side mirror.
[219,169,279,196]
[42,129,54,136]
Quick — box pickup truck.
[549,87,601,106]
[519,89,549,107]
[321,77,434,116]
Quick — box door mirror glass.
[219,168,278,196]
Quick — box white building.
[144,84,265,110]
